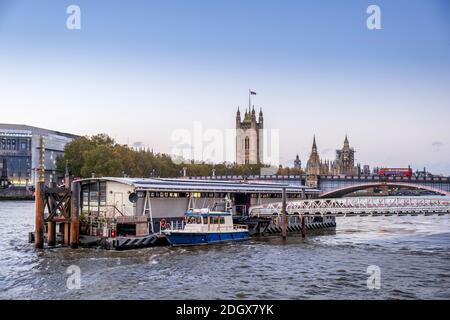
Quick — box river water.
[0,201,449,299]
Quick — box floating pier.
[30,174,337,250]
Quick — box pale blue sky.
[0,0,449,173]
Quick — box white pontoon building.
[77,177,319,237]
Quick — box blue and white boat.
[163,207,249,246]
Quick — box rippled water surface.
[1,201,449,299]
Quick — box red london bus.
[378,168,412,177]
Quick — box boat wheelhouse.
[163,204,250,246]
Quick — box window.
[211,217,225,224]
[244,137,250,164]
[21,141,27,150]
[99,182,106,205]
[186,216,202,224]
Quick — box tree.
[58,134,303,178]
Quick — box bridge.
[320,181,450,198]
[188,174,450,197]
[248,196,450,217]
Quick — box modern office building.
[0,124,79,186]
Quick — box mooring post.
[70,181,80,248]
[47,182,57,246]
[34,136,46,249]
[47,221,56,247]
[64,223,70,246]
[281,187,287,240]
[64,175,71,246]
[301,215,306,238]
[34,181,45,249]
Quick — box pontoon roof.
[77,177,319,193]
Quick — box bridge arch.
[319,182,450,198]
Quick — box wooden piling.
[301,215,306,238]
[47,221,56,246]
[70,181,80,248]
[34,181,45,249]
[64,223,70,246]
[281,187,287,240]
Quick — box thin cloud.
[432,141,445,147]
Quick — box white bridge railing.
[249,197,450,217]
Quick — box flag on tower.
[249,90,257,95]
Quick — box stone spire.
[312,135,318,154]
[236,106,241,128]
[344,134,349,148]
[259,107,263,124]
[251,106,257,123]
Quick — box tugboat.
[163,200,249,246]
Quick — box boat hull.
[165,231,249,246]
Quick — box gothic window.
[244,136,250,164]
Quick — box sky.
[0,0,449,173]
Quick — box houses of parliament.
[234,107,360,187]
[304,135,360,188]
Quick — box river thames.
[0,201,449,299]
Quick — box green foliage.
[56,134,303,178]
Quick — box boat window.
[187,216,195,224]
[211,217,225,224]
[203,216,209,224]
[187,216,202,224]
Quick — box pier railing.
[249,197,450,217]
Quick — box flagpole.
[248,89,251,110]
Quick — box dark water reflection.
[0,201,449,299]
